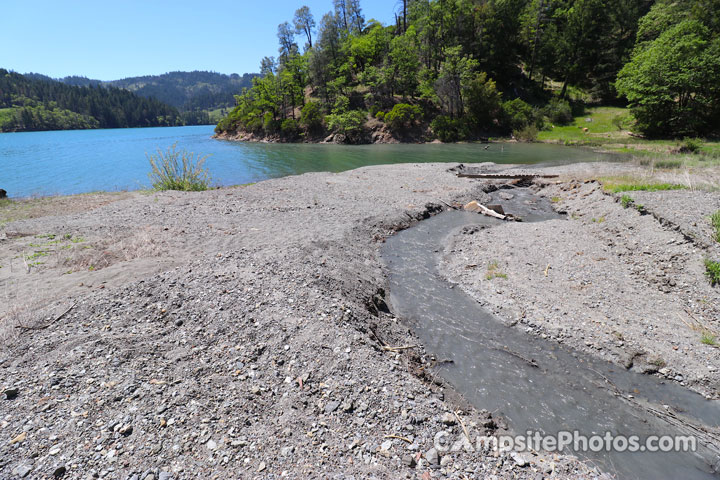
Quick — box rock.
[440,412,456,425]
[9,432,27,444]
[659,367,670,376]
[206,439,218,451]
[3,387,18,400]
[158,472,172,480]
[341,399,354,413]
[257,461,266,472]
[119,424,133,436]
[250,385,261,395]
[0,189,6,199]
[53,465,66,478]
[380,440,393,452]
[440,455,453,467]
[499,192,515,200]
[402,454,417,468]
[280,446,294,456]
[510,451,528,467]
[324,401,340,414]
[425,447,439,467]
[12,465,32,477]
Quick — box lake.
[0,125,616,198]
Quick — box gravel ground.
[441,180,720,399]
[0,164,609,480]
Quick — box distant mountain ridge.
[24,71,258,112]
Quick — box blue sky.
[2,0,397,80]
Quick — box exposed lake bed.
[1,161,719,479]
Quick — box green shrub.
[653,159,683,169]
[431,115,460,142]
[263,112,280,133]
[325,110,367,140]
[147,143,211,192]
[679,137,702,153]
[281,118,299,138]
[300,101,324,132]
[544,98,573,125]
[513,125,539,142]
[621,194,633,208]
[375,111,385,121]
[705,259,720,286]
[384,103,422,131]
[710,210,720,243]
[502,98,543,132]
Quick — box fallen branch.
[492,347,539,368]
[463,201,506,220]
[384,434,412,443]
[16,302,77,332]
[382,345,418,352]
[544,264,551,277]
[454,411,472,444]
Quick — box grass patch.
[710,210,720,243]
[147,143,211,192]
[605,182,687,193]
[705,259,720,286]
[701,331,718,346]
[621,195,633,208]
[485,261,508,280]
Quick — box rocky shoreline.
[1,162,718,479]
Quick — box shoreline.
[1,162,718,478]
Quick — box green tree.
[616,20,720,136]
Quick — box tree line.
[0,69,183,132]
[216,0,720,141]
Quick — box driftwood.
[16,302,77,332]
[456,173,559,179]
[463,201,506,220]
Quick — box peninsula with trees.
[215,0,720,144]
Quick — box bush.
[263,112,280,133]
[502,98,543,132]
[300,101,324,133]
[705,259,720,286]
[325,110,367,140]
[375,111,386,121]
[281,118,299,138]
[431,115,459,142]
[679,137,702,153]
[544,98,573,125]
[512,125,539,142]
[384,103,422,131]
[147,143,211,192]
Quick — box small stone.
[3,388,18,400]
[9,432,27,444]
[280,446,294,456]
[12,465,32,477]
[175,320,183,327]
[380,440,393,452]
[324,401,340,414]
[49,446,61,455]
[119,424,133,436]
[658,367,670,376]
[440,455,453,467]
[206,439,217,451]
[440,413,456,425]
[257,461,266,472]
[53,465,66,478]
[158,472,172,480]
[402,454,417,468]
[250,385,261,395]
[425,447,439,467]
[510,451,528,467]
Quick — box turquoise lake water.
[0,125,616,198]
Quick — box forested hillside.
[216,0,720,143]
[0,69,182,132]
